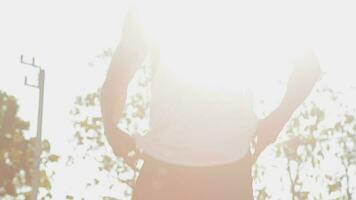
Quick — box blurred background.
[0,0,356,199]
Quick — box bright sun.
[134,0,315,95]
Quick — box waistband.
[140,150,254,172]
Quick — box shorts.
[132,151,254,200]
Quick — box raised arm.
[100,6,148,167]
[253,50,321,160]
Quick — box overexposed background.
[1,1,356,199]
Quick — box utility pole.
[21,55,45,200]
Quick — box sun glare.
[133,0,316,96]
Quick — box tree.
[66,49,152,199]
[254,87,356,199]
[70,49,356,199]
[0,91,59,200]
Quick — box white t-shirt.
[127,0,307,166]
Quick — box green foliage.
[68,69,151,198]
[66,52,154,198]
[254,87,356,199]
[72,79,356,200]
[69,50,356,199]
[0,91,58,199]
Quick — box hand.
[104,126,143,169]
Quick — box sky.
[0,0,128,146]
[1,0,356,199]
[0,0,130,198]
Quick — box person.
[100,1,321,199]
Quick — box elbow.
[307,51,322,82]
[101,71,130,97]
[313,63,322,80]
[100,78,117,112]
[100,79,111,104]
[294,51,322,84]
[99,81,109,119]
[308,61,322,85]
[100,79,120,130]
[100,83,107,109]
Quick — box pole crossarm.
[21,55,43,88]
